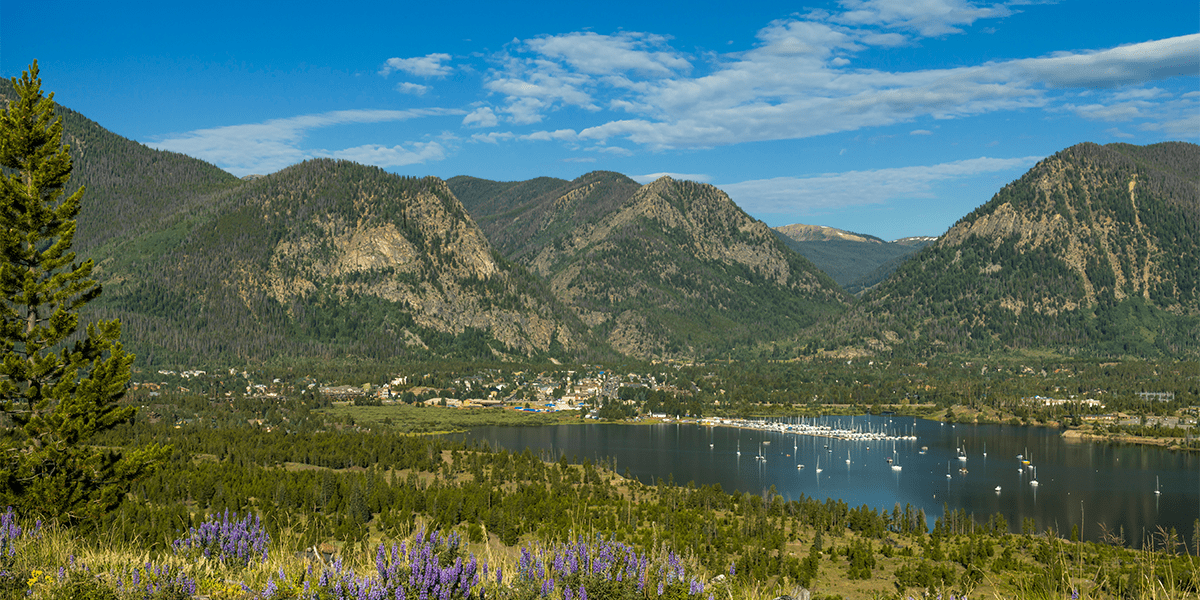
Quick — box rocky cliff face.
[774,224,883,244]
[90,159,590,363]
[936,143,1198,314]
[457,174,848,359]
[828,142,1200,356]
[242,164,586,357]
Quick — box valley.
[1,63,1198,600]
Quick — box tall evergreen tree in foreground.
[0,61,167,526]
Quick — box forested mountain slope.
[772,224,933,294]
[86,160,596,365]
[819,142,1200,357]
[449,171,642,263]
[0,79,244,255]
[455,174,849,359]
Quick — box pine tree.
[0,61,167,527]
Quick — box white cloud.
[587,145,633,156]
[832,0,1011,36]
[910,129,933,135]
[1104,127,1135,139]
[1000,34,1200,89]
[718,156,1040,213]
[470,132,515,144]
[396,82,430,95]
[467,11,1196,152]
[150,108,464,176]
[1139,113,1200,139]
[462,106,498,128]
[631,172,713,183]
[325,142,446,167]
[1068,101,1143,122]
[522,129,579,142]
[525,32,690,76]
[380,53,453,77]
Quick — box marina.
[454,414,1200,548]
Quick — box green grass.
[320,403,574,433]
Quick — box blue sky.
[4,0,1197,240]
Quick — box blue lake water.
[451,416,1200,549]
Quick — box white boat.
[1030,466,1039,487]
[846,450,851,465]
[995,486,1001,493]
[891,450,902,471]
[815,458,822,474]
[1155,476,1161,496]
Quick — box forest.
[3,62,1200,600]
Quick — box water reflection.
[450,415,1199,548]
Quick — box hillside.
[819,141,1200,357]
[454,174,849,359]
[448,171,643,263]
[772,224,933,294]
[0,78,245,255]
[84,160,596,365]
[0,81,608,366]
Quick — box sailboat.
[995,485,1001,493]
[957,438,968,462]
[736,440,741,456]
[1155,476,1161,496]
[946,461,952,479]
[846,450,851,465]
[983,443,987,458]
[1029,466,1039,487]
[891,450,902,471]
[815,457,822,474]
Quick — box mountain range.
[448,172,847,358]
[815,141,1200,357]
[771,224,936,294]
[4,78,1197,365]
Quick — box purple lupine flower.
[172,510,271,566]
[580,586,587,600]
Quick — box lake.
[451,415,1200,549]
